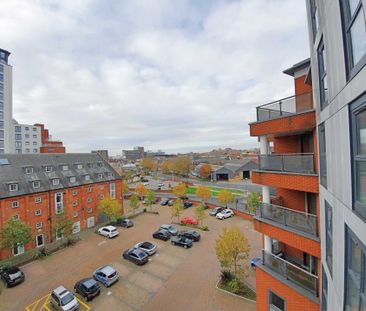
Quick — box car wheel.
[184,245,188,249]
[172,241,175,245]
[85,295,89,302]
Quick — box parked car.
[143,182,149,186]
[158,182,164,187]
[140,177,149,182]
[123,248,149,265]
[160,198,170,206]
[93,265,119,287]
[251,257,261,268]
[152,229,171,241]
[167,199,175,206]
[180,196,189,200]
[183,201,193,209]
[160,224,178,235]
[171,235,193,249]
[134,241,157,256]
[216,209,234,220]
[209,207,224,216]
[97,226,119,238]
[116,218,134,228]
[180,217,198,226]
[0,266,25,288]
[50,286,79,311]
[74,278,100,301]
[178,230,201,242]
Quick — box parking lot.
[0,204,260,311]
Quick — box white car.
[98,225,119,238]
[216,209,234,220]
[143,182,149,186]
[50,285,79,311]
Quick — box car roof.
[5,266,20,274]
[81,278,97,288]
[53,285,68,296]
[98,265,115,275]
[104,225,116,230]
[160,224,171,228]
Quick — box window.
[52,178,60,186]
[55,192,63,214]
[99,185,104,190]
[11,201,19,208]
[15,126,21,133]
[35,222,42,229]
[351,96,366,220]
[9,183,18,192]
[35,197,41,204]
[72,200,78,207]
[62,165,68,171]
[322,266,328,311]
[269,290,285,311]
[319,123,327,188]
[55,229,63,240]
[85,175,90,181]
[25,167,33,174]
[345,226,366,310]
[33,141,37,146]
[33,149,38,153]
[25,148,30,153]
[15,141,21,148]
[72,190,78,196]
[309,0,319,40]
[25,141,30,145]
[25,126,29,131]
[110,182,115,199]
[340,0,366,77]
[33,127,37,132]
[35,234,44,247]
[69,176,76,183]
[15,134,21,140]
[35,209,41,216]
[32,180,41,189]
[107,172,113,178]
[73,211,78,218]
[97,162,103,167]
[88,208,92,214]
[76,164,83,169]
[87,197,92,203]
[33,134,37,139]
[87,187,92,193]
[45,166,52,172]
[13,243,24,256]
[100,194,104,200]
[72,221,81,234]
[25,133,29,139]
[98,173,103,179]
[325,201,333,275]
[318,39,329,109]
[12,215,19,221]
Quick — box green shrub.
[228,278,241,294]
[200,225,209,231]
[220,270,234,284]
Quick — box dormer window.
[52,178,60,186]
[98,174,103,179]
[45,166,52,173]
[25,167,33,174]
[69,176,76,183]
[62,165,68,171]
[76,164,83,169]
[32,181,41,189]
[85,175,90,181]
[87,163,93,169]
[107,172,113,178]
[9,183,18,192]
[97,162,103,168]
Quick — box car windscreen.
[141,242,153,249]
[61,293,74,306]
[83,279,97,290]
[8,271,22,280]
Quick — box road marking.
[76,297,91,310]
[97,241,107,246]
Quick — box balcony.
[256,202,317,238]
[258,154,315,174]
[262,250,318,296]
[256,92,313,122]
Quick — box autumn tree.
[247,192,260,214]
[97,197,121,221]
[175,156,192,176]
[172,182,187,198]
[145,191,156,211]
[215,227,250,277]
[199,164,212,179]
[195,204,207,226]
[171,199,183,223]
[130,194,139,215]
[161,160,173,174]
[1,219,32,252]
[53,212,74,244]
[196,185,211,204]
[122,180,130,195]
[217,190,235,208]
[141,158,155,174]
[135,183,148,199]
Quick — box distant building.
[211,159,257,181]
[145,150,166,157]
[35,123,66,154]
[122,146,145,160]
[92,150,109,161]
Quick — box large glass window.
[269,290,285,311]
[345,226,366,310]
[340,0,366,77]
[318,39,329,109]
[309,0,319,40]
[55,192,63,214]
[319,123,327,188]
[325,201,333,275]
[322,266,328,311]
[351,97,366,220]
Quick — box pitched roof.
[0,153,121,199]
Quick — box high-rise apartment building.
[0,48,13,154]
[249,59,320,310]
[305,0,366,310]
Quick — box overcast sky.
[1,0,309,155]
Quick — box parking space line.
[25,293,51,311]
[40,294,51,311]
[76,297,91,310]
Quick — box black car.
[171,236,193,248]
[123,248,149,265]
[152,229,171,241]
[209,206,224,216]
[0,266,25,288]
[167,199,175,206]
[116,218,134,228]
[74,278,100,301]
[178,230,201,242]
[160,198,170,206]
[183,201,193,209]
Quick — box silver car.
[134,241,157,256]
[50,286,79,311]
[93,265,119,287]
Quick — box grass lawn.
[187,186,244,197]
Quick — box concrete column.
[262,186,270,204]
[259,135,268,155]
[264,235,272,253]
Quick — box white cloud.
[2,0,310,155]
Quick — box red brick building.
[249,59,320,310]
[0,153,122,260]
[34,123,66,153]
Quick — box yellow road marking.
[40,294,51,311]
[76,297,91,310]
[24,293,51,311]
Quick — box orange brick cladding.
[0,180,122,260]
[34,123,66,153]
[256,267,319,311]
[249,110,316,137]
[252,171,319,193]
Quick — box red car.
[180,217,198,226]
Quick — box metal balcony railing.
[256,92,313,122]
[257,202,318,237]
[258,154,315,174]
[262,250,318,295]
